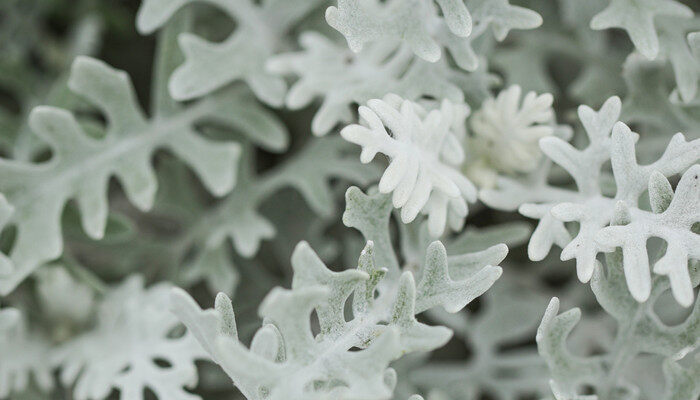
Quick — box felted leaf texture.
[326,0,542,70]
[590,0,693,59]
[196,136,379,261]
[53,275,207,400]
[0,56,242,294]
[61,136,375,300]
[595,166,700,307]
[169,186,505,400]
[481,95,700,305]
[267,32,466,136]
[536,297,616,400]
[536,250,700,399]
[136,0,324,105]
[661,356,700,400]
[326,0,473,63]
[657,18,700,104]
[620,53,700,135]
[591,254,699,360]
[466,84,556,187]
[2,1,700,400]
[410,277,552,400]
[341,95,477,237]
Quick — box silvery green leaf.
[661,356,700,400]
[415,241,503,313]
[0,56,242,294]
[621,54,700,134]
[179,245,239,297]
[482,93,700,305]
[410,277,551,400]
[342,186,400,277]
[53,275,207,400]
[137,0,324,104]
[466,0,542,42]
[326,0,472,63]
[171,187,504,399]
[590,0,693,59]
[0,308,54,398]
[490,32,560,95]
[657,18,700,104]
[267,33,465,136]
[589,252,699,359]
[341,95,476,237]
[536,298,606,398]
[595,164,699,306]
[326,0,541,70]
[538,250,699,399]
[467,85,555,187]
[206,137,378,258]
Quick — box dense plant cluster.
[0,0,698,400]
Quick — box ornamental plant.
[0,1,698,400]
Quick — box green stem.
[599,323,636,399]
[62,253,108,295]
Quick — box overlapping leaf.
[0,308,53,398]
[53,275,207,400]
[0,56,242,294]
[341,95,477,237]
[326,0,541,71]
[481,95,700,305]
[137,0,324,104]
[170,187,505,400]
[267,33,466,136]
[536,250,700,399]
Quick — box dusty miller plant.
[0,0,698,400]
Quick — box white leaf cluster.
[0,308,53,398]
[53,275,207,400]
[590,0,693,60]
[341,95,477,237]
[326,0,542,71]
[267,33,466,136]
[589,0,700,105]
[466,84,556,187]
[137,0,324,105]
[170,187,505,400]
[2,0,700,399]
[536,248,700,399]
[0,56,241,295]
[482,95,700,306]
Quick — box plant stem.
[598,305,643,399]
[62,253,108,295]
